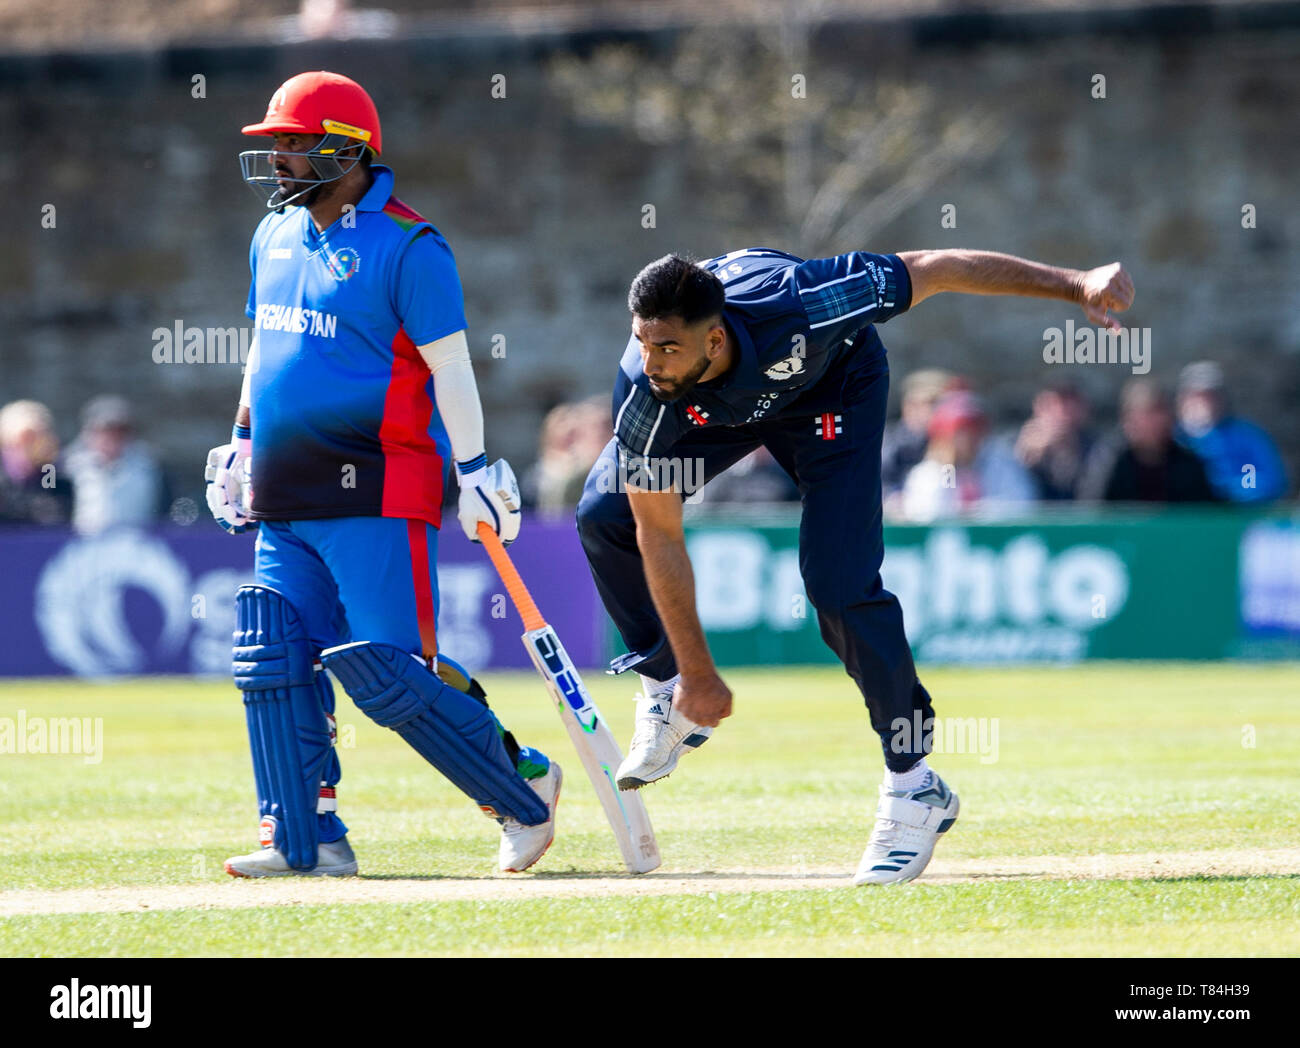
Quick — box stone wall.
[2,3,1297,506]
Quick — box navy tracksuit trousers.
[576,361,935,772]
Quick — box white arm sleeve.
[239,332,259,409]
[418,329,486,476]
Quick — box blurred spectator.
[522,395,612,516]
[899,391,1038,522]
[64,395,168,534]
[1174,361,1288,503]
[294,0,397,40]
[0,399,74,525]
[300,0,349,38]
[1014,380,1098,500]
[1078,379,1217,504]
[693,446,799,504]
[881,368,955,499]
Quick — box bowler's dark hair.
[628,255,725,324]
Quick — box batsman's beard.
[276,178,322,208]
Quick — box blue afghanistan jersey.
[244,166,465,526]
[612,248,912,487]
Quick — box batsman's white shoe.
[498,762,562,873]
[224,836,358,878]
[615,686,712,790]
[853,773,959,885]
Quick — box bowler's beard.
[648,354,712,403]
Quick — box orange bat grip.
[477,522,547,632]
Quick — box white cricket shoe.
[853,773,959,885]
[498,763,562,873]
[224,836,358,878]
[615,685,712,790]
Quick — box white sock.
[886,759,931,792]
[638,673,680,703]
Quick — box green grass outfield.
[0,663,1297,957]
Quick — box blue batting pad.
[233,585,340,869]
[321,641,548,826]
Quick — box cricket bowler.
[206,71,560,877]
[577,247,1133,883]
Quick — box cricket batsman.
[578,247,1133,883]
[206,71,560,877]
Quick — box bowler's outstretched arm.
[897,250,1134,330]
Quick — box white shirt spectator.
[64,396,165,534]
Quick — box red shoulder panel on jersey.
[382,196,428,233]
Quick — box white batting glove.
[457,457,521,546]
[205,432,255,535]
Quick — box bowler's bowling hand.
[674,672,733,728]
[1077,262,1135,331]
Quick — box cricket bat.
[477,522,661,874]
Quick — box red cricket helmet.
[242,71,382,154]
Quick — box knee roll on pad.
[321,641,548,826]
[233,585,337,870]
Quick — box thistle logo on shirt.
[764,354,805,381]
[325,247,361,281]
[254,303,338,338]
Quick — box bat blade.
[522,625,661,874]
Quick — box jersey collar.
[300,165,395,246]
[357,165,395,211]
